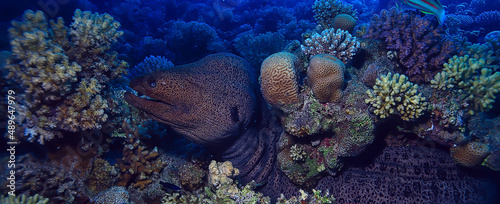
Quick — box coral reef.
[126,55,174,80]
[6,9,128,144]
[161,160,270,204]
[276,189,336,204]
[234,31,289,70]
[116,135,166,189]
[307,54,345,103]
[364,8,456,82]
[312,0,357,29]
[260,52,300,108]
[301,28,360,63]
[0,194,48,204]
[161,20,226,63]
[90,186,129,204]
[365,72,428,121]
[450,141,491,167]
[431,55,500,113]
[316,146,497,203]
[278,78,375,187]
[333,14,356,34]
[84,158,119,195]
[179,163,206,191]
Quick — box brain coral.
[333,14,356,34]
[450,141,491,167]
[260,52,300,107]
[301,28,360,63]
[307,54,345,103]
[365,73,428,121]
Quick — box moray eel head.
[125,53,257,149]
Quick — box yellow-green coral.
[6,9,128,144]
[0,194,48,204]
[365,73,428,121]
[431,55,500,113]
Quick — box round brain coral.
[307,54,345,103]
[260,52,300,107]
[450,141,490,167]
[333,14,356,34]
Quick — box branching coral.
[312,0,357,29]
[431,55,500,113]
[365,73,428,121]
[364,8,456,82]
[6,9,128,144]
[116,136,166,189]
[301,28,360,63]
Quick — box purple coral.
[364,8,457,83]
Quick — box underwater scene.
[0,0,500,203]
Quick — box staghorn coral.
[0,194,48,204]
[431,55,500,113]
[6,9,128,144]
[364,8,456,83]
[333,14,356,34]
[260,52,300,108]
[312,0,357,29]
[301,28,360,63]
[307,54,345,103]
[365,73,428,121]
[450,141,491,167]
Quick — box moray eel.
[125,53,496,203]
[125,53,258,149]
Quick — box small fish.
[160,181,181,191]
[399,0,446,24]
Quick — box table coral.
[307,54,345,103]
[365,72,428,121]
[6,9,128,144]
[312,0,357,29]
[301,28,360,63]
[431,55,500,113]
[364,8,456,83]
[260,52,300,108]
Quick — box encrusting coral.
[6,9,128,144]
[431,55,500,113]
[260,52,300,108]
[301,28,360,63]
[365,72,428,121]
[450,141,491,167]
[307,54,345,103]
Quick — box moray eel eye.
[148,77,157,88]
